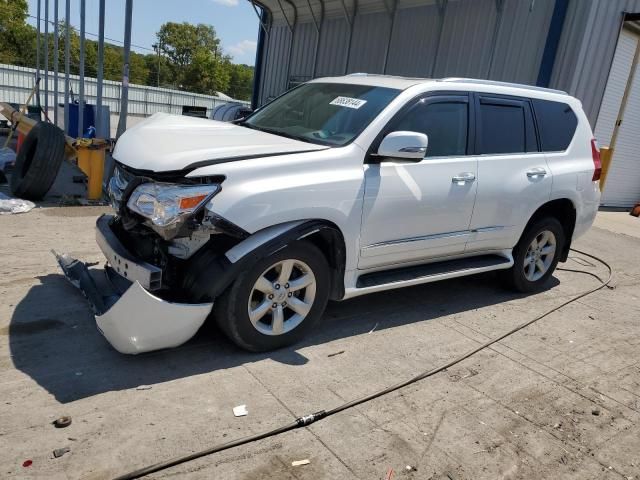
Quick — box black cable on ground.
[113,248,613,480]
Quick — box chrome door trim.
[472,226,505,233]
[362,229,471,251]
[362,225,506,252]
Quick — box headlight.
[127,183,220,227]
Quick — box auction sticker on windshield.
[330,97,367,109]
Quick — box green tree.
[1,11,256,101]
[0,0,35,66]
[128,51,150,85]
[157,22,220,69]
[54,22,80,75]
[227,63,254,101]
[156,22,229,94]
[102,44,123,80]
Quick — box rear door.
[467,94,552,252]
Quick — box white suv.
[58,75,602,354]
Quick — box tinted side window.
[394,101,468,157]
[532,99,578,151]
[478,100,526,154]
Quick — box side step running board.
[351,254,513,296]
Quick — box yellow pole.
[599,146,613,190]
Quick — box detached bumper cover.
[54,217,213,354]
[95,280,212,354]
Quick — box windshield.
[242,82,401,146]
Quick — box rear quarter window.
[532,99,578,152]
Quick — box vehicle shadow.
[9,272,559,403]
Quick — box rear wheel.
[214,241,329,351]
[502,217,565,292]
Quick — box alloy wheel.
[247,259,317,336]
[523,229,556,281]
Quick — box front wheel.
[213,241,330,351]
[501,217,565,293]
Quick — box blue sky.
[26,0,260,65]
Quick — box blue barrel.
[66,103,95,138]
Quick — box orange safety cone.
[16,132,25,153]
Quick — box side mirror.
[376,131,428,161]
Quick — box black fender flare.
[183,220,346,302]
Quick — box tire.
[10,122,66,200]
[501,216,565,293]
[213,241,330,352]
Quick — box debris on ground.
[136,385,152,390]
[22,460,32,467]
[232,405,248,417]
[291,459,310,466]
[53,447,70,458]
[327,350,345,357]
[368,323,379,334]
[405,465,417,472]
[385,467,394,479]
[53,416,72,428]
[592,408,601,416]
[0,192,35,215]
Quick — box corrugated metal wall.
[257,0,557,105]
[0,63,248,118]
[348,11,392,74]
[316,17,350,77]
[385,3,442,77]
[259,25,292,103]
[256,0,640,127]
[550,0,640,125]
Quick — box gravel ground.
[0,207,638,480]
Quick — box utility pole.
[152,42,161,87]
[36,0,41,113]
[78,0,86,138]
[63,0,70,133]
[116,0,133,139]
[44,0,49,115]
[53,0,59,126]
[96,0,106,137]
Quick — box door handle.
[526,167,547,178]
[452,172,476,184]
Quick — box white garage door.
[594,28,640,207]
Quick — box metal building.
[251,0,640,207]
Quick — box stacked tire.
[10,122,66,200]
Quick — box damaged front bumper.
[54,215,213,354]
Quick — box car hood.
[112,112,328,172]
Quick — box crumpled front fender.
[96,281,212,354]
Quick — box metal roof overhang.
[250,0,448,26]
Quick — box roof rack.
[438,78,568,95]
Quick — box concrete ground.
[0,207,639,480]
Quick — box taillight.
[591,139,601,181]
